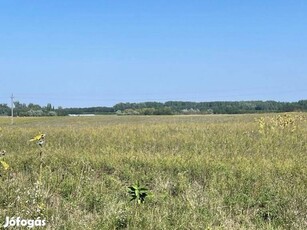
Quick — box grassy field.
[0,113,306,229]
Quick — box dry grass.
[0,113,306,229]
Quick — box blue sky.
[0,0,306,107]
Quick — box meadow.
[0,113,306,229]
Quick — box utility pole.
[11,93,14,125]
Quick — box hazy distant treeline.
[1,100,306,116]
[112,100,307,115]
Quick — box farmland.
[0,114,306,229]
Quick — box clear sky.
[0,0,306,108]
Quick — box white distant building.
[68,114,95,117]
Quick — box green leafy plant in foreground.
[128,181,148,204]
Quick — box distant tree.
[26,109,44,116]
[124,109,140,115]
[28,103,41,110]
[297,100,307,111]
[115,110,123,115]
[47,111,57,116]
[46,103,52,111]
[0,104,10,116]
[153,107,173,115]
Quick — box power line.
[11,93,14,125]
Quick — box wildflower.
[30,133,46,147]
[30,133,46,142]
[0,160,9,170]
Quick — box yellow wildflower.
[0,160,9,170]
[30,133,46,142]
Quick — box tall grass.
[0,113,306,229]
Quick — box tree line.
[0,102,57,116]
[0,100,306,117]
[113,100,307,115]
